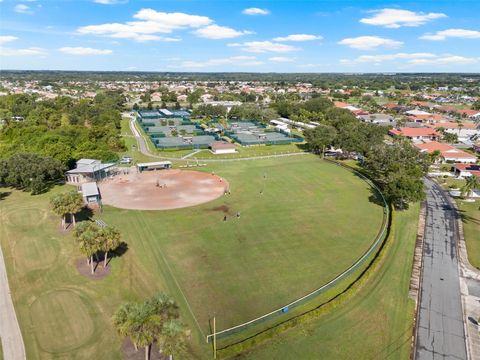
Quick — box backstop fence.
[206,159,390,344]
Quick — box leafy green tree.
[363,140,429,209]
[0,153,65,194]
[443,132,458,143]
[303,125,337,156]
[186,89,203,107]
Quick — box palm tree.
[461,175,480,198]
[132,311,162,360]
[74,222,101,274]
[50,191,84,229]
[148,293,179,321]
[113,302,140,351]
[65,191,84,227]
[158,319,187,360]
[113,294,183,360]
[50,193,69,230]
[100,226,121,268]
[428,150,442,164]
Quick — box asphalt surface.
[415,178,467,360]
[0,241,26,360]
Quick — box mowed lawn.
[458,201,480,269]
[243,204,419,360]
[0,155,384,359]
[100,156,384,335]
[0,188,130,359]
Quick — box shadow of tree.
[458,209,480,226]
[0,191,12,201]
[76,207,94,222]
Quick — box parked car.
[120,156,133,164]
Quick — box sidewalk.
[0,242,26,360]
[453,196,480,360]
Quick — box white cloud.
[0,35,46,56]
[338,36,403,50]
[171,56,264,69]
[94,0,127,4]
[0,47,46,56]
[273,34,322,42]
[78,8,212,42]
[14,4,33,14]
[340,53,479,68]
[360,9,446,28]
[59,47,113,55]
[242,8,270,16]
[269,56,294,62]
[420,28,480,41]
[228,41,298,53]
[0,35,18,45]
[408,55,478,65]
[340,52,436,64]
[194,25,253,39]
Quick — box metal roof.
[81,182,99,197]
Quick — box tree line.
[0,92,126,167]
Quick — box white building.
[209,141,237,154]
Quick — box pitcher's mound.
[98,169,228,210]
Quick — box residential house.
[415,141,477,163]
[389,127,440,142]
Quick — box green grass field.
[0,156,384,359]
[242,204,419,360]
[458,201,480,269]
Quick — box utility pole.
[213,316,217,359]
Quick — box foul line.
[137,214,206,339]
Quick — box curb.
[409,201,427,360]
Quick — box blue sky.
[0,0,479,72]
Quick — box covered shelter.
[137,161,172,172]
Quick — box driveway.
[415,178,467,359]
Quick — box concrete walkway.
[453,190,480,360]
[415,178,467,359]
[0,242,26,360]
[128,118,308,163]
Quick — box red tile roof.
[432,122,478,130]
[415,141,477,159]
[389,127,439,137]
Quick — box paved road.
[0,241,26,360]
[415,178,467,360]
[128,118,307,162]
